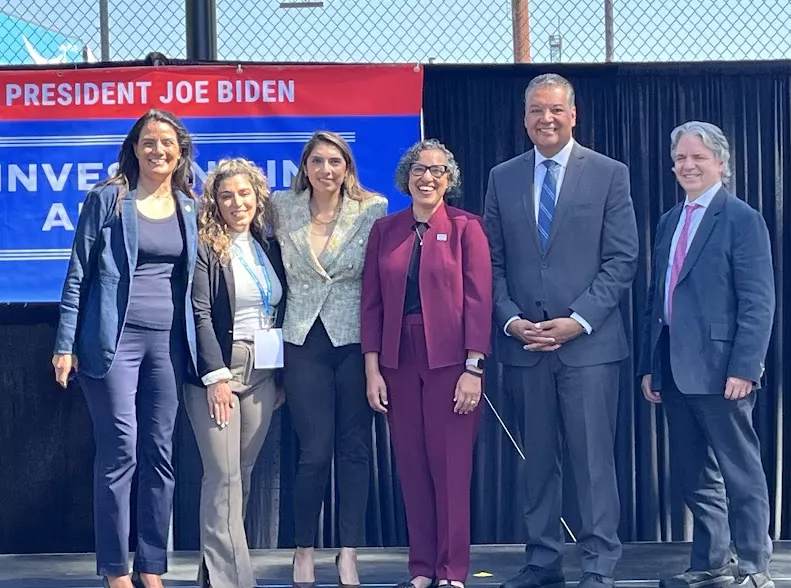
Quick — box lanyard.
[231,239,272,318]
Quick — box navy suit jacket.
[638,187,775,394]
[483,143,639,367]
[54,182,199,378]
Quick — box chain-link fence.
[1,0,789,66]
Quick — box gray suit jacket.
[638,188,775,394]
[483,143,639,367]
[272,188,387,347]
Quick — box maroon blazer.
[360,203,493,370]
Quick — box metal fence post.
[185,0,217,60]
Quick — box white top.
[201,231,283,386]
[230,230,283,341]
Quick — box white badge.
[437,233,448,241]
[254,328,284,369]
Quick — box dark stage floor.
[2,543,791,588]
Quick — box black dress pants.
[284,319,372,547]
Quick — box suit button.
[541,263,548,269]
[358,239,364,245]
[286,263,292,269]
[658,318,663,324]
[535,301,542,307]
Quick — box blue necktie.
[537,159,559,251]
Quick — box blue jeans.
[80,324,184,577]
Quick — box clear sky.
[1,0,790,64]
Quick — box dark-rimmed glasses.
[410,164,448,178]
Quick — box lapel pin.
[185,204,192,212]
[437,233,448,241]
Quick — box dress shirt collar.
[534,138,575,170]
[684,181,722,209]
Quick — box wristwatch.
[465,357,485,371]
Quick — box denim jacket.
[54,182,198,378]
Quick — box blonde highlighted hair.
[198,158,276,264]
[290,130,374,201]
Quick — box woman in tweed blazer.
[271,131,387,588]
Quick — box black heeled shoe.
[335,554,362,588]
[130,572,146,588]
[292,553,316,588]
[395,578,436,588]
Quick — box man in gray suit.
[638,121,775,588]
[484,74,638,588]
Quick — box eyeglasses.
[410,164,448,178]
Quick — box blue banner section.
[0,114,419,302]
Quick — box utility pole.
[604,0,614,61]
[99,0,110,61]
[185,0,217,60]
[511,0,531,63]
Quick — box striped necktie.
[538,159,559,251]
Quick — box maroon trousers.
[381,314,480,582]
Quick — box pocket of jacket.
[710,323,735,341]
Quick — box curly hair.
[198,158,276,264]
[394,138,461,198]
[290,130,375,201]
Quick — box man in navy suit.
[638,121,775,588]
[485,73,639,588]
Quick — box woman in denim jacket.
[52,109,199,588]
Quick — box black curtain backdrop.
[0,61,789,555]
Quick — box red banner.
[0,64,424,120]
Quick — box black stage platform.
[3,543,791,588]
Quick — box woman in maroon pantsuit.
[360,139,493,588]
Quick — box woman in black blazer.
[185,158,287,588]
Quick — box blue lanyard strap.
[231,239,272,317]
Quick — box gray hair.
[670,121,732,184]
[525,73,576,108]
[394,138,461,197]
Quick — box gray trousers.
[505,354,622,576]
[185,341,277,588]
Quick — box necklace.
[310,198,341,225]
[414,225,424,247]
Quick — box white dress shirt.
[663,181,721,322]
[504,139,593,337]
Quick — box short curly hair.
[394,138,461,198]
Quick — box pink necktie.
[667,203,701,323]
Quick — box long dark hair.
[103,109,195,207]
[290,130,373,201]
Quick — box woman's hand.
[453,371,482,415]
[52,354,78,388]
[366,370,388,414]
[207,381,235,428]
